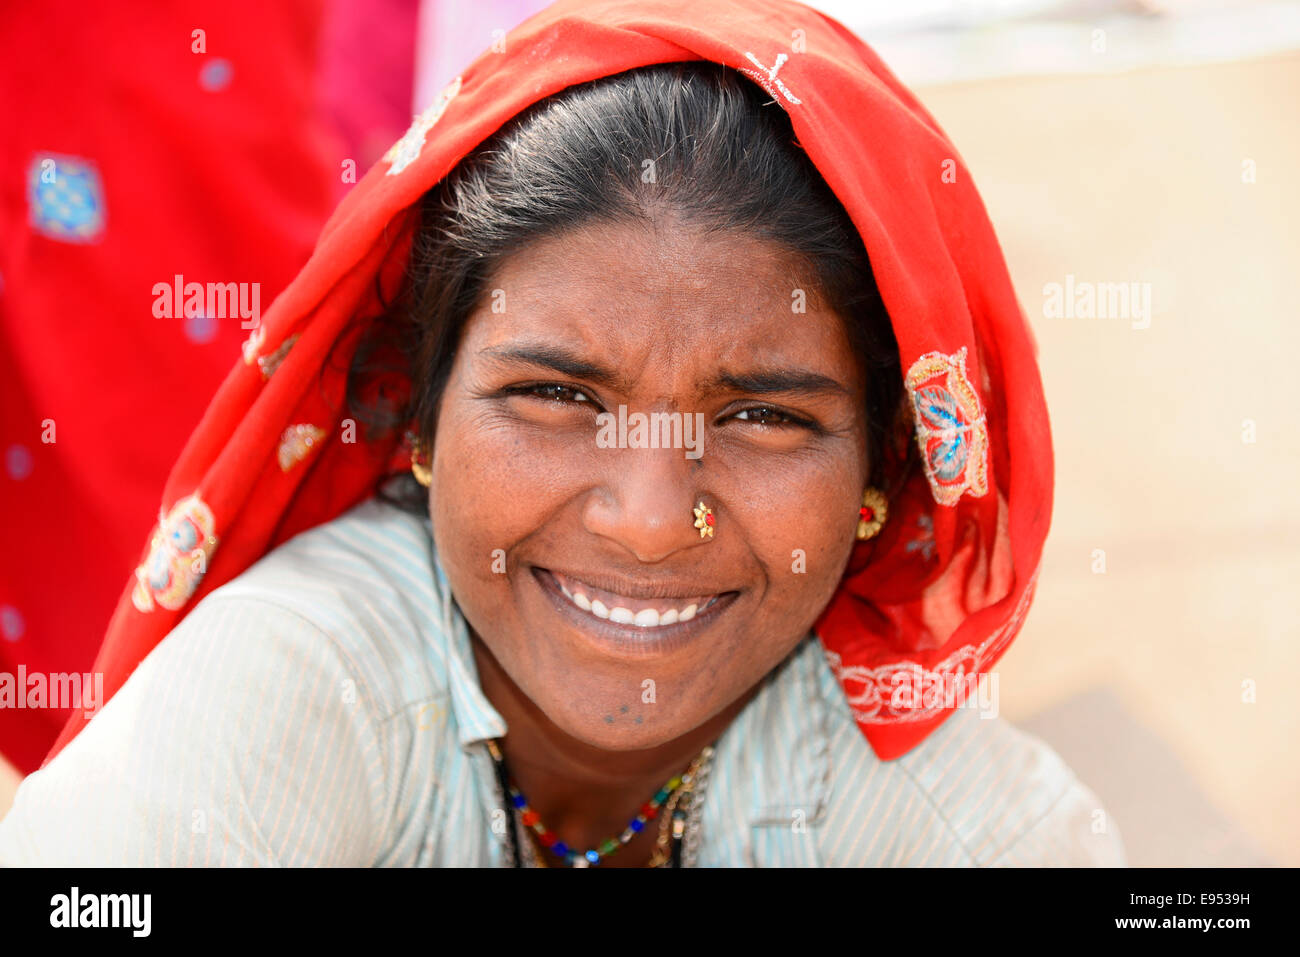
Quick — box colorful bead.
[490,739,703,868]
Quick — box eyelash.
[502,383,817,430]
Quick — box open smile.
[549,568,722,627]
[531,566,739,657]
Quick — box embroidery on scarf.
[739,52,801,105]
[277,423,327,472]
[131,494,219,613]
[823,565,1038,724]
[27,153,106,243]
[385,76,463,176]
[241,326,266,365]
[904,346,989,507]
[256,333,299,380]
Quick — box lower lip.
[531,567,738,660]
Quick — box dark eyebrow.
[479,343,626,390]
[480,342,851,399]
[707,368,852,399]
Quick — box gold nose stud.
[693,501,715,539]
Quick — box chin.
[530,684,707,753]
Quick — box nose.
[583,443,711,564]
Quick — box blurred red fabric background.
[0,0,416,772]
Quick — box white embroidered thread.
[740,52,802,105]
[385,76,463,177]
[823,565,1039,725]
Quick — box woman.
[0,0,1124,866]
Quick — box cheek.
[739,455,861,624]
[427,399,586,597]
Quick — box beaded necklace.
[486,738,714,868]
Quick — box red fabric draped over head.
[46,0,1052,766]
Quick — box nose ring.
[693,501,715,539]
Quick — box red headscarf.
[46,0,1051,766]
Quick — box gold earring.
[693,501,715,539]
[856,487,887,540]
[410,435,432,488]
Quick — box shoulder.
[808,648,1125,866]
[197,497,454,724]
[0,498,456,866]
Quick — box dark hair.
[347,60,913,514]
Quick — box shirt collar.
[425,538,508,750]
[725,635,835,828]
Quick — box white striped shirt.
[0,497,1125,866]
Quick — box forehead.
[461,219,862,390]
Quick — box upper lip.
[537,567,737,602]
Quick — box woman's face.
[430,218,871,750]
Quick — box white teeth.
[552,573,720,628]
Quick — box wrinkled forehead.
[456,219,865,398]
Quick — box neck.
[470,631,754,866]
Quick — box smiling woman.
[0,0,1124,868]
[343,64,916,865]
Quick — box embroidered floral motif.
[385,76,462,176]
[256,333,298,380]
[904,346,989,507]
[277,423,326,472]
[823,567,1038,724]
[27,153,106,243]
[131,494,219,613]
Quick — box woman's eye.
[732,406,808,428]
[511,383,592,404]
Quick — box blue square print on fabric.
[28,153,107,243]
